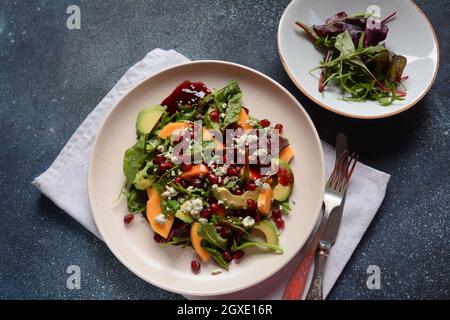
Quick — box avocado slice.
[134,178,152,190]
[253,220,279,245]
[136,105,165,135]
[273,185,291,202]
[213,187,258,209]
[273,159,294,202]
[175,210,193,223]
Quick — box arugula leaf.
[123,187,147,213]
[145,137,162,153]
[334,30,379,79]
[274,200,292,212]
[133,161,155,190]
[165,236,190,247]
[198,224,228,250]
[165,199,181,214]
[212,215,252,236]
[202,244,229,270]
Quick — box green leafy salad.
[122,80,296,273]
[296,11,408,106]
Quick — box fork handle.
[305,248,329,300]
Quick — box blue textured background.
[0,0,448,299]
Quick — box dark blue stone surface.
[0,0,448,299]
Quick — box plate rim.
[277,0,440,119]
[88,59,326,296]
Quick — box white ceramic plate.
[278,0,439,119]
[88,61,325,296]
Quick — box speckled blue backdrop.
[0,0,448,300]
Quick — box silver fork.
[306,150,359,300]
[283,150,358,300]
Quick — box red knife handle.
[282,248,315,300]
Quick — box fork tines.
[328,150,359,193]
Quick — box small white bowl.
[278,0,440,119]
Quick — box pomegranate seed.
[234,210,244,218]
[234,189,243,195]
[191,260,201,274]
[160,161,172,171]
[207,173,219,184]
[210,110,220,122]
[272,208,282,219]
[242,106,250,114]
[247,199,256,210]
[200,208,212,220]
[253,214,262,222]
[232,250,245,260]
[246,182,257,191]
[182,163,193,172]
[192,178,202,188]
[222,251,233,262]
[180,179,189,188]
[219,225,232,238]
[190,131,195,139]
[275,123,283,133]
[154,155,165,164]
[210,203,220,213]
[153,234,166,243]
[227,167,239,176]
[275,218,285,229]
[260,119,271,127]
[235,230,243,245]
[175,177,183,185]
[124,214,134,225]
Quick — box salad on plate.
[121,80,295,273]
[296,11,408,106]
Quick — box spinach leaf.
[212,80,242,128]
[198,224,227,250]
[123,135,147,188]
[202,244,229,270]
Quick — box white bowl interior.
[88,61,325,296]
[278,0,439,118]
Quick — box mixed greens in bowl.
[296,11,408,106]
